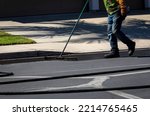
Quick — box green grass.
[0,31,36,45]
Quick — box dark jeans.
[107,11,133,53]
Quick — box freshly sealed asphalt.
[0,54,150,99]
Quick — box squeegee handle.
[59,0,89,57]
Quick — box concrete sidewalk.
[0,11,150,55]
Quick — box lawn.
[0,31,36,45]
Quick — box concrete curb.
[0,48,150,64]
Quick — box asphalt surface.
[0,55,150,99]
[0,10,149,99]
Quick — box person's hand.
[121,9,127,16]
[121,9,127,20]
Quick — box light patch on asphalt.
[108,91,141,99]
[84,76,142,99]
[109,70,150,77]
[87,76,109,88]
[29,76,109,92]
[2,69,149,99]
[28,75,142,99]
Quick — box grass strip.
[0,31,36,45]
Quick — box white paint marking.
[88,76,142,99]
[110,70,150,77]
[29,76,109,91]
[87,76,110,88]
[29,76,142,99]
[108,91,142,99]
[76,69,150,79]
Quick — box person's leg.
[108,18,119,53]
[112,12,136,56]
[104,14,120,58]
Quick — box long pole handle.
[59,0,89,57]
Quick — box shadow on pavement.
[0,18,150,44]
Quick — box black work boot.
[128,41,136,56]
[104,51,120,58]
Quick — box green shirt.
[103,0,119,15]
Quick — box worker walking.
[103,0,136,58]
